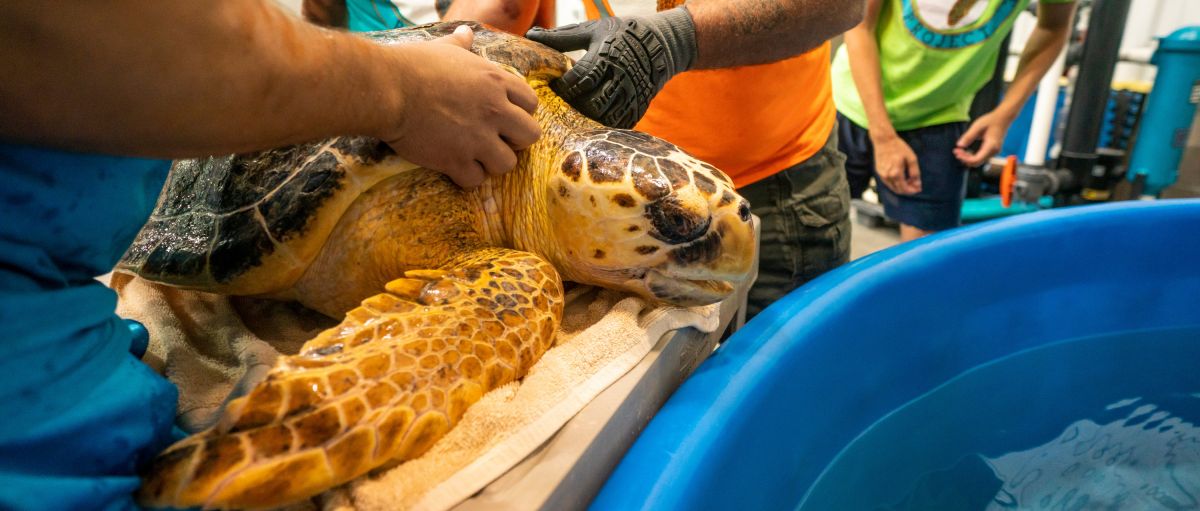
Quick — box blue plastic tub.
[593,200,1200,510]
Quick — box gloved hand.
[526,7,698,129]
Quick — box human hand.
[525,7,697,129]
[385,25,541,188]
[872,133,922,195]
[955,111,1012,168]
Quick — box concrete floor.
[849,208,902,260]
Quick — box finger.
[595,77,638,129]
[979,139,1000,163]
[551,61,613,123]
[559,59,629,127]
[505,77,539,114]
[881,166,904,195]
[891,170,914,195]
[552,57,600,103]
[499,104,541,150]
[955,151,978,167]
[477,138,520,176]
[437,24,475,50]
[446,160,487,189]
[906,155,922,194]
[957,121,985,148]
[526,22,598,52]
[883,174,901,194]
[874,160,894,191]
[962,140,998,167]
[953,148,974,166]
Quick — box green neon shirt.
[832,0,1073,131]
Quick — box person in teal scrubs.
[0,1,540,509]
[301,0,546,34]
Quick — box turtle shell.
[118,22,570,295]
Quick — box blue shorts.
[838,113,969,231]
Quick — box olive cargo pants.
[737,127,851,319]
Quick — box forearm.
[686,0,863,69]
[843,25,896,139]
[0,0,404,158]
[992,13,1073,121]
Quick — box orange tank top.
[584,1,836,188]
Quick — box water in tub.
[799,327,1200,510]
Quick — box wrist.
[990,103,1021,125]
[650,7,698,73]
[365,43,415,141]
[869,126,899,142]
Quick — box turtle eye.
[737,202,751,222]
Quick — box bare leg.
[900,223,934,242]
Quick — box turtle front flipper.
[136,248,563,510]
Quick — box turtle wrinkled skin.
[120,21,756,510]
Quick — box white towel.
[111,274,720,510]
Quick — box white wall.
[277,0,303,16]
[558,0,587,26]
[1008,0,1200,85]
[1116,0,1200,82]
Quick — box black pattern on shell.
[126,139,345,283]
[629,155,670,200]
[605,130,675,154]
[656,158,691,188]
[585,141,629,183]
[140,214,217,279]
[153,144,324,217]
[258,152,346,243]
[121,218,164,271]
[693,173,717,196]
[152,157,232,217]
[702,163,733,185]
[331,136,393,165]
[561,152,583,181]
[718,191,737,207]
[611,193,637,208]
[210,209,273,283]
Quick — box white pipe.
[1024,46,1067,166]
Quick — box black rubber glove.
[526,7,698,129]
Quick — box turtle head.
[543,130,756,306]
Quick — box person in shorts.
[834,0,1076,241]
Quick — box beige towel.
[111,274,720,510]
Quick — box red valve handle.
[999,155,1017,208]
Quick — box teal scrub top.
[0,144,180,510]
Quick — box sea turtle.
[122,21,755,510]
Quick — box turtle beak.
[641,270,735,306]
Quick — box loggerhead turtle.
[121,21,755,510]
